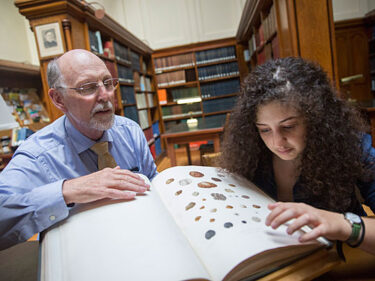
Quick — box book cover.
[157,89,167,105]
[40,166,329,281]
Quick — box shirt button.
[49,215,56,221]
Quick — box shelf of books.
[88,28,163,161]
[152,38,243,132]
[241,1,279,72]
[237,0,338,82]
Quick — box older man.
[0,49,157,250]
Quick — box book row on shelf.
[160,95,237,120]
[89,30,144,72]
[143,121,162,160]
[170,87,200,102]
[196,46,237,65]
[197,62,239,81]
[203,96,237,114]
[133,73,153,92]
[135,93,155,109]
[153,46,237,72]
[156,69,196,87]
[161,103,202,119]
[156,61,240,88]
[200,79,240,98]
[248,3,277,58]
[154,53,195,72]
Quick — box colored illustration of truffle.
[185,202,196,211]
[166,178,174,184]
[179,178,192,186]
[205,230,216,240]
[189,171,204,177]
[210,193,226,201]
[211,177,222,182]
[198,181,217,188]
[224,222,233,228]
[252,216,261,222]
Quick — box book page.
[40,175,210,281]
[152,166,322,281]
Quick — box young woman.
[220,57,375,215]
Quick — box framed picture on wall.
[35,22,65,58]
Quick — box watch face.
[345,212,361,224]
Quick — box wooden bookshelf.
[16,0,163,161]
[152,38,245,134]
[236,0,339,88]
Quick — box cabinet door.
[335,24,371,104]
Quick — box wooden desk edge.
[258,248,342,281]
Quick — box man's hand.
[265,202,352,242]
[62,166,150,204]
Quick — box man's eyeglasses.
[56,78,119,96]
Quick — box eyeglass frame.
[54,77,119,96]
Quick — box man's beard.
[89,101,115,130]
[68,101,115,131]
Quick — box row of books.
[138,109,149,129]
[156,69,196,87]
[143,122,162,159]
[202,96,237,114]
[130,51,141,72]
[196,46,236,65]
[200,79,240,99]
[143,121,161,143]
[256,36,280,65]
[89,30,143,72]
[134,73,153,92]
[120,86,136,105]
[118,65,134,83]
[154,53,195,72]
[114,40,131,64]
[135,93,155,109]
[170,87,200,102]
[248,4,277,58]
[161,103,202,119]
[198,62,239,81]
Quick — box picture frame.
[35,22,65,58]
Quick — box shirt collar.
[64,116,114,154]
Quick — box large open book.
[40,166,330,281]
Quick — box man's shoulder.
[113,115,142,132]
[15,117,67,158]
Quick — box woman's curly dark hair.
[220,57,370,212]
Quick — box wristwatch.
[343,212,362,245]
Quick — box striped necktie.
[90,141,117,170]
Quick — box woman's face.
[255,101,306,161]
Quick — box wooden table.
[161,118,224,166]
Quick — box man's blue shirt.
[0,115,157,249]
